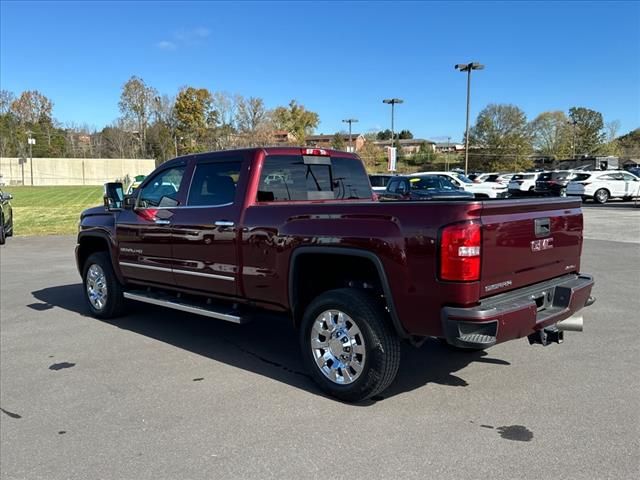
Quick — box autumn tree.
[468,104,533,171]
[10,90,53,124]
[272,100,319,144]
[174,86,215,154]
[530,111,572,159]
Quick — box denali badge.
[531,238,554,252]
[485,280,513,292]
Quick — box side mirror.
[2,193,12,200]
[103,182,124,211]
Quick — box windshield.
[409,176,440,190]
[450,172,473,184]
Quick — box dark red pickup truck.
[76,147,595,401]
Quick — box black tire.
[299,288,401,402]
[0,217,5,245]
[594,188,610,204]
[82,252,125,319]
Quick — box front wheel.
[83,252,125,319]
[0,218,5,245]
[594,188,610,204]
[299,288,401,402]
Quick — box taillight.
[440,221,481,281]
[301,148,329,156]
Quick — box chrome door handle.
[214,220,235,227]
[155,219,171,225]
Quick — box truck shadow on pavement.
[31,284,511,405]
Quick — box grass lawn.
[3,186,104,236]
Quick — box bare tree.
[0,89,16,115]
[605,120,621,142]
[118,76,158,156]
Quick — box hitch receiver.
[528,326,564,346]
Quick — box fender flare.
[288,246,408,339]
[77,230,124,283]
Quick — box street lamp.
[342,118,358,152]
[27,134,36,186]
[382,98,403,151]
[455,62,484,174]
[568,119,578,159]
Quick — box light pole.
[455,62,484,174]
[382,98,403,151]
[568,119,578,159]
[446,136,451,172]
[342,118,358,152]
[27,134,36,186]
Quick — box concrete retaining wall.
[0,157,157,186]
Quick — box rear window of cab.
[257,155,373,202]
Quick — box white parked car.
[474,172,515,185]
[508,172,540,194]
[567,170,640,204]
[414,171,509,198]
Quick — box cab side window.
[137,166,186,208]
[187,161,242,206]
[387,179,400,193]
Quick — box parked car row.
[369,168,640,204]
[0,188,14,245]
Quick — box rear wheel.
[299,288,401,402]
[83,252,125,319]
[594,188,610,204]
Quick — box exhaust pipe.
[557,314,583,332]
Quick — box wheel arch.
[77,231,124,283]
[288,246,408,339]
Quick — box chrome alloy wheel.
[86,264,108,310]
[310,310,366,385]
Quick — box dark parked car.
[0,189,14,244]
[77,147,595,402]
[535,171,577,196]
[381,174,475,201]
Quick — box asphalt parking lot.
[1,205,639,480]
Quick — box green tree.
[530,111,572,159]
[568,107,605,156]
[398,129,413,139]
[331,133,345,150]
[376,129,392,140]
[271,100,319,144]
[468,103,533,171]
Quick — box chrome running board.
[123,291,246,324]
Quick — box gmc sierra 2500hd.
[76,147,595,402]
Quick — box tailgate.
[480,198,583,298]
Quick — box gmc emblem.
[531,238,554,252]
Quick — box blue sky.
[1,0,639,141]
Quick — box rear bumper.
[441,274,595,349]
